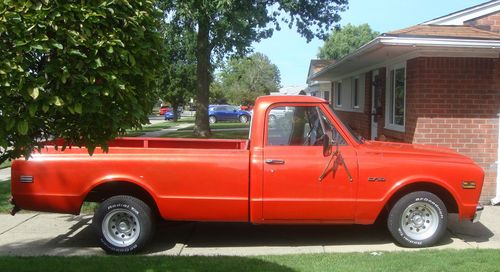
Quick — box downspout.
[491,113,500,205]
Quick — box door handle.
[265,159,285,165]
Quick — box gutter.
[492,113,500,205]
[309,35,500,82]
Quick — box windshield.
[328,105,363,144]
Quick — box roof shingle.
[386,25,500,40]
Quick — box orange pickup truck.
[10,95,484,253]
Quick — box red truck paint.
[10,95,484,251]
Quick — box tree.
[0,0,164,163]
[162,0,348,137]
[219,52,280,105]
[159,23,196,121]
[318,23,379,60]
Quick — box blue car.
[164,109,174,120]
[208,105,251,124]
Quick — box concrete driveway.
[0,206,498,256]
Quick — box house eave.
[309,36,500,82]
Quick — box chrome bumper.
[472,203,484,223]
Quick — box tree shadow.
[0,213,495,256]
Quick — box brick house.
[309,1,500,202]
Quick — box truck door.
[263,104,358,221]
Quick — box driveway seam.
[0,213,39,236]
[178,223,197,256]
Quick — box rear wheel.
[209,116,217,124]
[239,115,249,123]
[387,191,447,248]
[94,195,154,254]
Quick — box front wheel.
[239,115,249,123]
[209,116,217,124]
[93,195,154,254]
[387,191,447,248]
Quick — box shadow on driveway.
[0,213,495,256]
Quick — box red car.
[158,106,171,116]
[10,95,484,253]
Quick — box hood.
[361,141,474,164]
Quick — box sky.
[252,0,487,87]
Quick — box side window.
[267,106,346,146]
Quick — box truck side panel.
[11,148,250,222]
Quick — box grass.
[177,121,250,131]
[0,180,12,213]
[0,160,12,169]
[124,117,197,137]
[0,249,498,271]
[161,129,249,139]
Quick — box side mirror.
[323,134,332,157]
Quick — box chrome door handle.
[265,159,285,165]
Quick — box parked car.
[159,106,171,116]
[10,95,484,254]
[208,105,251,124]
[164,109,174,120]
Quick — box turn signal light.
[462,181,476,189]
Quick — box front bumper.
[472,203,484,223]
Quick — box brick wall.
[465,11,500,33]
[405,57,500,201]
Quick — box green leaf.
[42,104,49,113]
[28,104,37,117]
[52,42,63,50]
[74,103,82,114]
[29,87,39,99]
[30,44,44,50]
[5,119,15,132]
[53,96,64,106]
[69,49,87,58]
[17,120,28,135]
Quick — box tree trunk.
[172,101,179,122]
[193,15,211,137]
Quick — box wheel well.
[84,181,159,215]
[377,182,459,222]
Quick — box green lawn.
[0,249,498,271]
[161,129,249,139]
[0,160,12,169]
[177,121,250,131]
[0,181,12,213]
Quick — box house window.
[352,78,359,108]
[388,65,406,128]
[311,92,316,97]
[323,91,330,102]
[335,82,342,107]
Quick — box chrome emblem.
[368,177,386,182]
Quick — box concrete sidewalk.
[0,168,10,182]
[0,207,498,256]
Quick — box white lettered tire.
[94,195,154,254]
[387,191,448,247]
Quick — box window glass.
[267,106,346,146]
[389,67,405,126]
[336,83,342,106]
[353,78,359,108]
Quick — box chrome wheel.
[102,208,141,248]
[239,115,248,123]
[209,116,216,124]
[400,202,439,241]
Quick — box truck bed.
[12,137,251,222]
[47,137,249,151]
